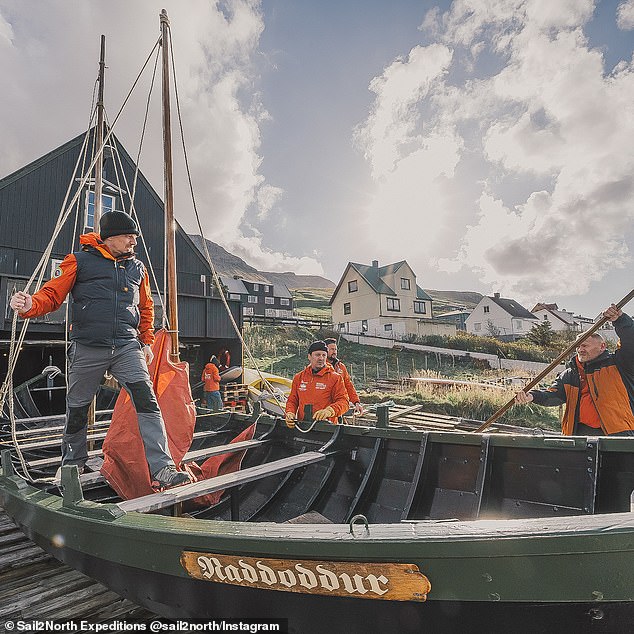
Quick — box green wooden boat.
[2,412,634,633]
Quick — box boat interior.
[3,404,634,526]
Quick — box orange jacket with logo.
[529,314,634,435]
[286,364,349,424]
[21,233,155,345]
[331,359,360,404]
[202,363,221,392]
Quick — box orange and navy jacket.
[529,314,634,435]
[22,233,154,346]
[330,358,360,404]
[285,364,349,424]
[202,363,221,392]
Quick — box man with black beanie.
[285,340,349,428]
[10,211,191,489]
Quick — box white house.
[330,260,455,338]
[466,293,538,340]
[531,303,579,332]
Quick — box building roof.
[330,260,432,304]
[489,295,537,320]
[219,276,248,295]
[273,284,292,299]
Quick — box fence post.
[363,361,367,383]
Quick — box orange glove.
[313,406,335,421]
[285,411,296,428]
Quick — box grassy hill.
[425,289,483,314]
[292,288,333,320]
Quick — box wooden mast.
[160,9,180,362]
[94,34,106,228]
[88,34,106,452]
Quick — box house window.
[86,192,116,230]
[483,305,490,313]
[229,293,241,300]
[243,307,254,316]
[265,297,275,305]
[343,302,351,315]
[348,280,358,293]
[265,308,275,317]
[253,283,259,291]
[516,320,523,330]
[387,298,400,311]
[247,295,258,303]
[543,314,548,320]
[361,320,368,332]
[280,298,290,306]
[264,285,270,292]
[413,301,426,314]
[474,322,482,332]
[400,278,410,290]
[384,324,393,332]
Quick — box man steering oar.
[476,289,634,435]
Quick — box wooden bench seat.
[118,451,326,514]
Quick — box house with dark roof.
[329,260,455,338]
[531,302,580,332]
[466,293,538,340]
[219,276,293,319]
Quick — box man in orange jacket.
[9,211,191,489]
[515,304,634,436]
[324,337,364,415]
[201,355,223,412]
[285,341,350,428]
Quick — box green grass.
[291,288,332,320]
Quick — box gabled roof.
[330,260,427,304]
[489,296,537,320]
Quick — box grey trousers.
[64,340,174,475]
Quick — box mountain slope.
[189,234,334,289]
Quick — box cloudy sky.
[2,0,634,317]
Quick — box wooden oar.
[475,288,634,434]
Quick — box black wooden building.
[0,129,242,401]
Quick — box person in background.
[285,341,350,428]
[217,347,231,372]
[324,337,364,415]
[202,355,224,412]
[515,304,634,436]
[9,211,191,489]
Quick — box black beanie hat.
[308,340,328,354]
[99,211,140,239]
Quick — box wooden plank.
[119,451,326,514]
[27,429,225,469]
[388,404,426,421]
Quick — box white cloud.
[357,0,634,305]
[256,184,284,220]
[617,0,634,30]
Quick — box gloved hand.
[313,406,336,421]
[285,411,296,428]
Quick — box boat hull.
[2,471,634,633]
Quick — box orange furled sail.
[101,329,196,499]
